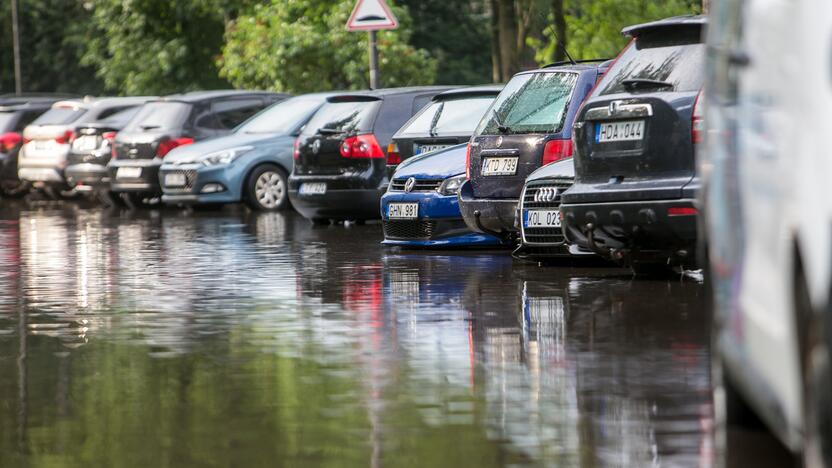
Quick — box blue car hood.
[164,132,293,164]
[392,143,468,179]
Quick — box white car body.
[703,0,832,456]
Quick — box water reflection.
[0,204,713,467]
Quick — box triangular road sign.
[346,0,399,31]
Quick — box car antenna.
[542,14,576,65]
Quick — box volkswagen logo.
[496,136,503,147]
[609,100,622,115]
[404,177,416,193]
[533,187,559,203]
[311,139,321,155]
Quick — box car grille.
[383,220,437,240]
[161,169,197,192]
[521,178,573,245]
[389,178,443,192]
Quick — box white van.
[701,0,832,466]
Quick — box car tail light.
[55,130,74,144]
[293,138,301,160]
[465,143,472,179]
[692,91,704,144]
[386,143,401,165]
[667,207,698,217]
[156,137,194,157]
[542,139,573,165]
[339,134,384,159]
[102,131,117,141]
[0,132,22,153]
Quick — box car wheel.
[245,164,288,211]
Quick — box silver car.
[18,96,154,188]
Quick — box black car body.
[560,15,706,272]
[108,90,288,199]
[387,85,503,164]
[458,62,608,240]
[288,86,453,222]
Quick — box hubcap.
[254,171,285,209]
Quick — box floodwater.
[0,203,720,467]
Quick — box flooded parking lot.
[0,202,786,467]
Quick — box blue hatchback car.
[381,143,502,247]
[159,93,332,210]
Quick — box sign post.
[346,0,398,90]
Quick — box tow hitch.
[474,210,516,243]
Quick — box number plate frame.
[523,209,561,228]
[594,120,645,143]
[164,173,186,187]
[388,202,419,220]
[299,182,327,195]
[116,167,142,179]
[481,157,519,176]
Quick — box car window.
[212,98,266,129]
[596,28,705,95]
[17,110,45,130]
[476,72,578,135]
[100,106,141,126]
[31,106,87,126]
[399,101,440,135]
[399,96,496,136]
[0,112,17,132]
[300,99,380,135]
[96,105,135,121]
[123,102,191,132]
[237,97,323,134]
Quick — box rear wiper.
[621,79,674,91]
[139,124,161,130]
[317,128,344,135]
[491,110,512,134]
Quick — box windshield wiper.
[139,124,161,130]
[621,78,674,91]
[491,110,511,134]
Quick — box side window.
[16,110,43,131]
[211,98,266,129]
[192,104,222,132]
[412,94,434,115]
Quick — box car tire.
[244,164,289,211]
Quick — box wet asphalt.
[0,200,792,467]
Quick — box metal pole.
[368,31,380,90]
[11,0,22,95]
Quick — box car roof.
[154,90,292,103]
[517,60,609,76]
[46,96,157,110]
[0,94,79,111]
[432,85,504,101]
[326,86,456,102]
[622,15,707,37]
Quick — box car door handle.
[728,49,751,68]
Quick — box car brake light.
[542,139,573,165]
[55,130,74,144]
[102,131,117,141]
[156,137,194,157]
[0,132,22,153]
[293,138,301,160]
[692,91,704,144]
[667,207,698,217]
[339,134,384,159]
[386,143,401,165]
[465,143,472,179]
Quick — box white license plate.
[595,120,644,143]
[524,209,561,228]
[388,202,418,219]
[164,173,186,187]
[415,144,451,155]
[299,182,326,195]
[481,157,518,176]
[116,167,142,179]
[75,135,99,151]
[33,140,50,151]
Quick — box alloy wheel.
[254,171,285,209]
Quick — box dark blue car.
[381,143,502,247]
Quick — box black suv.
[108,90,288,203]
[288,87,453,223]
[458,62,607,241]
[560,15,705,274]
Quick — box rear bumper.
[289,188,384,220]
[18,167,64,184]
[457,180,519,235]
[108,159,161,193]
[65,163,109,186]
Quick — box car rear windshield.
[99,106,141,127]
[122,102,191,133]
[300,99,380,135]
[475,72,578,135]
[596,28,705,95]
[31,106,86,126]
[398,95,496,136]
[237,97,323,134]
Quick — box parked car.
[702,1,832,466]
[17,96,152,193]
[381,144,502,248]
[0,94,74,196]
[559,16,705,275]
[108,90,289,204]
[458,61,608,242]
[288,87,453,224]
[159,93,333,211]
[387,85,503,165]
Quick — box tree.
[218,0,437,93]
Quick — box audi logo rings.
[533,187,559,203]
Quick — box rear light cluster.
[339,134,384,159]
[103,132,118,159]
[292,139,301,160]
[542,139,573,166]
[691,91,704,144]
[386,143,401,165]
[156,137,194,157]
[0,132,22,153]
[56,130,75,145]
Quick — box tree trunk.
[490,0,502,82]
[552,0,567,62]
[497,0,519,80]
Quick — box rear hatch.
[569,24,705,203]
[469,71,581,199]
[114,101,192,160]
[22,104,87,158]
[68,106,140,165]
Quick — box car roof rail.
[542,58,611,69]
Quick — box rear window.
[32,106,86,126]
[398,96,496,136]
[123,102,190,132]
[237,97,323,134]
[596,28,705,95]
[99,106,141,127]
[476,72,578,135]
[0,112,16,132]
[301,100,380,135]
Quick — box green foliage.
[218,0,438,93]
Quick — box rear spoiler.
[622,15,706,38]
[326,95,381,103]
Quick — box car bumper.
[18,167,64,183]
[159,164,240,205]
[108,159,161,193]
[457,180,519,235]
[289,188,384,220]
[561,198,698,265]
[65,163,109,187]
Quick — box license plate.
[33,140,50,151]
[75,135,99,151]
[164,173,186,187]
[388,202,418,219]
[524,209,561,228]
[116,167,142,179]
[299,182,326,195]
[481,157,518,176]
[415,144,451,155]
[595,120,644,143]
